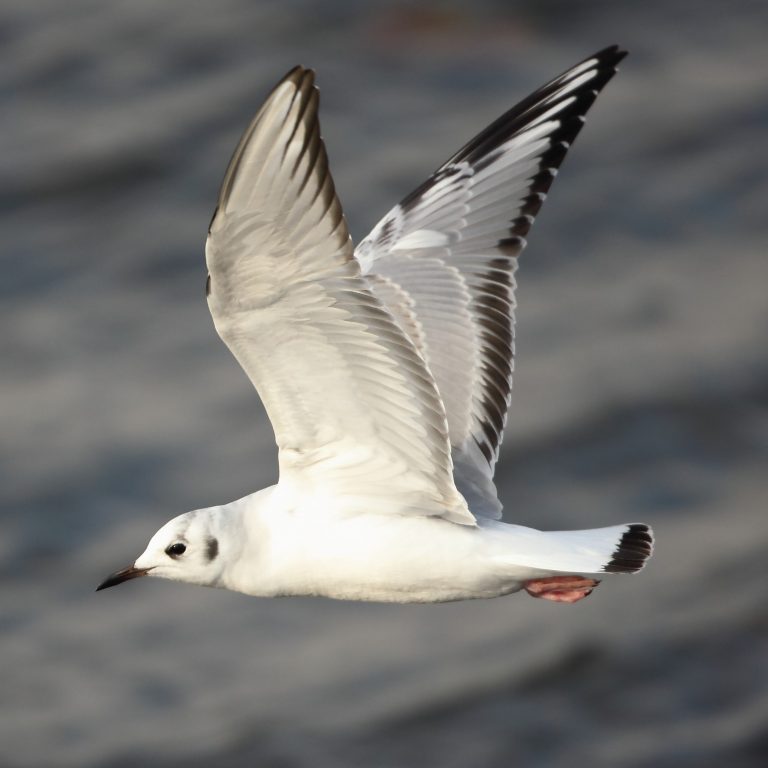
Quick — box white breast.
[229,491,525,603]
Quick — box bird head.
[96,510,226,592]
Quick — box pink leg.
[523,575,600,604]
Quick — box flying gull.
[98,46,653,604]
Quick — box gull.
[98,46,653,605]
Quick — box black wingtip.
[588,45,627,66]
[448,44,629,172]
[604,524,654,574]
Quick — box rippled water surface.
[3,2,767,766]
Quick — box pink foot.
[523,575,600,604]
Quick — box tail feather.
[603,524,654,573]
[496,522,654,575]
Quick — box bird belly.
[258,512,530,603]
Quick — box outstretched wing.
[355,47,626,518]
[206,67,473,524]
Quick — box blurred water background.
[3,1,767,766]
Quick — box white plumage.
[98,46,654,605]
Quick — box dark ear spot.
[205,536,219,562]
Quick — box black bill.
[96,566,151,591]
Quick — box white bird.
[98,46,653,605]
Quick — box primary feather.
[356,46,627,518]
[206,67,473,524]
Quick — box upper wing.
[206,67,473,525]
[355,46,626,518]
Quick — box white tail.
[497,523,654,575]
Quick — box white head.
[97,508,232,592]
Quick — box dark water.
[3,2,767,766]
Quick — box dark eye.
[165,542,187,557]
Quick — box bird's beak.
[96,565,152,591]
